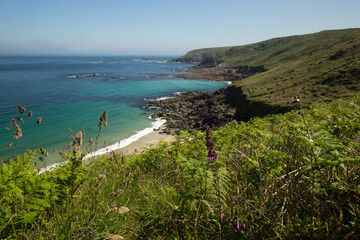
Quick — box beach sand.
[114,130,176,155]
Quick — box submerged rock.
[76,73,100,78]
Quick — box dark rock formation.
[197,56,218,68]
[76,73,100,78]
[149,89,236,133]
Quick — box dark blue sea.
[0,56,227,164]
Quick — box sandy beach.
[114,130,176,155]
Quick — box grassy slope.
[2,93,359,239]
[2,29,360,239]
[180,28,360,107]
[174,46,233,63]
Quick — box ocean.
[0,56,228,164]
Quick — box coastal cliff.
[157,28,360,132]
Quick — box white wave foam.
[38,118,167,174]
[89,61,104,64]
[155,96,173,101]
[83,118,166,160]
[172,92,184,96]
[37,162,64,175]
[67,75,77,78]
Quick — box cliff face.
[170,46,232,63]
[225,86,291,121]
[156,29,360,133]
[173,28,360,108]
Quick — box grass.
[1,93,360,239]
[177,28,360,107]
[2,28,360,239]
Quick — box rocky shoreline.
[147,62,290,134]
[147,59,246,134]
[147,88,237,134]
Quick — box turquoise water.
[0,56,227,164]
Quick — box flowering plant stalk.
[205,124,222,228]
[290,93,312,141]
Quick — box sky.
[0,0,359,56]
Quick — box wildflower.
[14,123,22,140]
[105,235,124,240]
[213,151,218,160]
[36,116,42,125]
[59,151,67,159]
[75,131,83,146]
[289,100,293,106]
[109,207,117,212]
[221,214,225,221]
[234,217,246,231]
[16,118,24,123]
[102,109,108,127]
[39,147,48,156]
[207,149,213,159]
[89,230,94,236]
[118,206,130,214]
[206,139,214,148]
[240,223,246,230]
[9,119,16,126]
[296,110,304,116]
[99,109,108,127]
[112,151,118,163]
[17,105,25,114]
[98,174,106,180]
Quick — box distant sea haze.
[0,56,227,164]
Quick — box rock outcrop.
[150,89,236,133]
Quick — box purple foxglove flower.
[296,110,303,116]
[289,100,293,106]
[235,223,240,231]
[240,223,246,230]
[112,152,118,163]
[207,149,213,159]
[221,214,225,220]
[206,140,214,148]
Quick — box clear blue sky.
[0,0,359,56]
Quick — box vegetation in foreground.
[1,93,360,239]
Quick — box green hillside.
[1,94,359,239]
[1,28,360,239]
[172,46,232,63]
[177,28,360,107]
